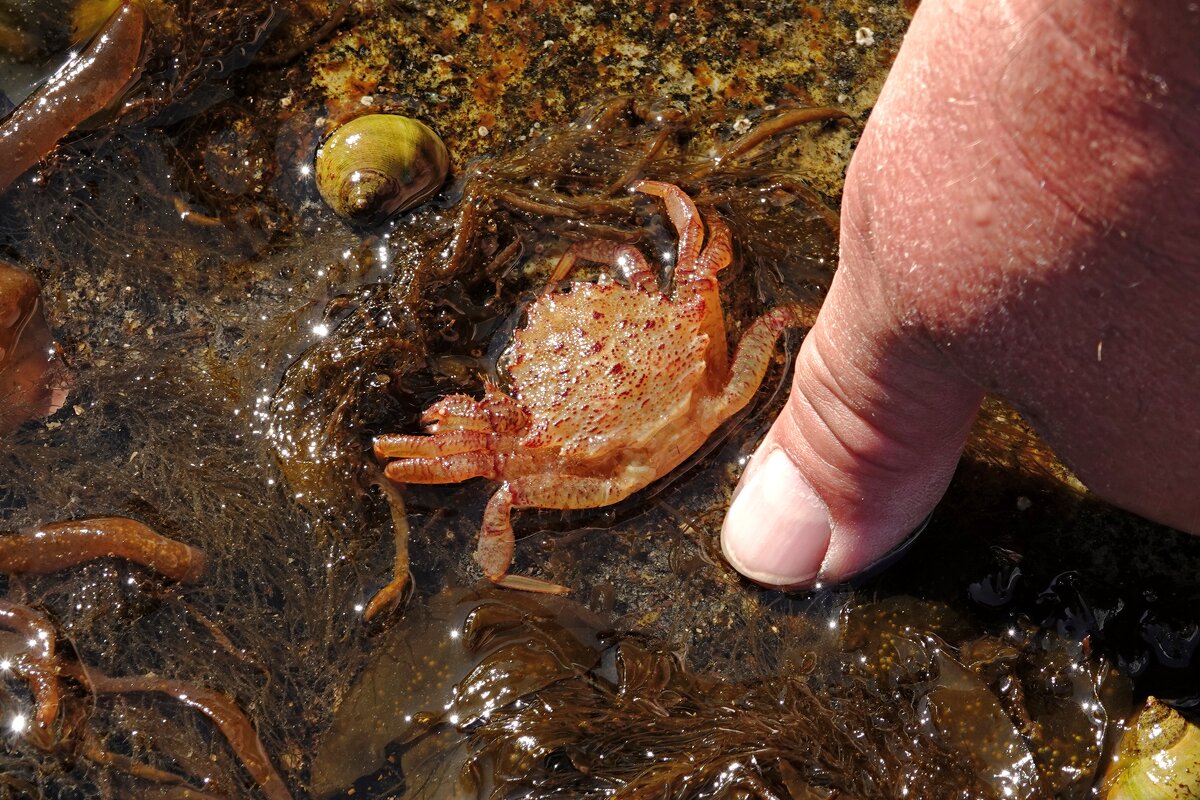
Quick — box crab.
[374,180,811,592]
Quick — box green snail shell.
[1105,697,1200,799]
[315,114,449,224]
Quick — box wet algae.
[315,590,1126,799]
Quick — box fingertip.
[720,447,832,589]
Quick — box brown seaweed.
[317,589,1130,799]
[0,2,146,196]
[841,596,1130,798]
[311,586,608,795]
[69,667,292,800]
[0,517,293,798]
[0,517,205,583]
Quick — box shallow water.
[0,2,1197,798]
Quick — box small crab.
[374,180,810,592]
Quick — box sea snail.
[1103,697,1200,799]
[315,114,449,224]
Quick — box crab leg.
[476,471,651,594]
[632,180,705,269]
[363,478,411,621]
[477,484,568,594]
[690,209,734,377]
[382,452,494,484]
[419,394,492,432]
[374,430,490,458]
[550,240,658,292]
[709,305,815,420]
[690,210,734,283]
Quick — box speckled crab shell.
[506,279,709,461]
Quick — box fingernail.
[721,448,831,588]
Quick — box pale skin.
[720,0,1200,588]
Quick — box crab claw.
[419,393,493,433]
[419,385,530,434]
